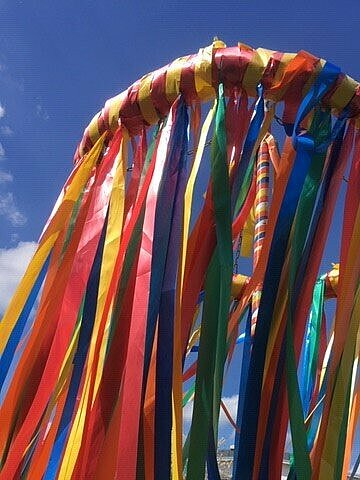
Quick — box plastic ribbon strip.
[1,40,360,480]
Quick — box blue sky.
[0,0,360,251]
[0,0,359,463]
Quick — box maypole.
[0,39,359,479]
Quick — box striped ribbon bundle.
[0,39,360,479]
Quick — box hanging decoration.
[1,39,360,479]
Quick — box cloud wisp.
[0,192,27,226]
[36,104,50,121]
[0,126,13,136]
[0,241,37,314]
[0,170,13,183]
[0,121,26,227]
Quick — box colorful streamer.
[1,39,360,480]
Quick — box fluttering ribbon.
[1,40,360,480]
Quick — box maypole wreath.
[0,39,359,479]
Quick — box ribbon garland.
[1,40,360,480]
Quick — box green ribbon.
[286,108,331,480]
[186,84,232,480]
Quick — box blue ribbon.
[0,252,50,393]
[234,61,341,479]
[142,98,188,382]
[232,305,252,479]
[154,99,188,479]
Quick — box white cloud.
[0,126,13,136]
[0,142,5,158]
[227,430,235,446]
[183,398,194,424]
[0,192,27,226]
[0,241,37,313]
[0,170,13,183]
[219,395,239,429]
[0,103,5,119]
[10,233,19,243]
[36,104,49,121]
